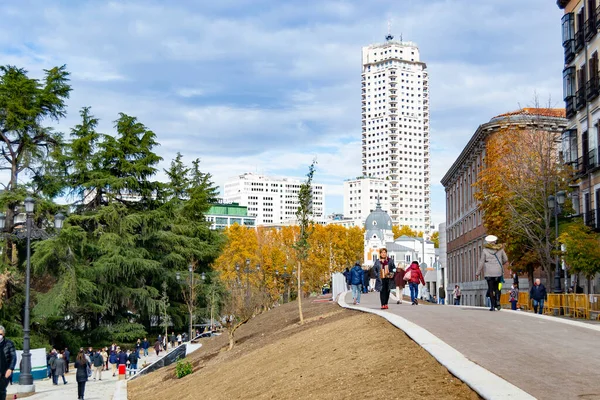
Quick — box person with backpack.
[476,235,509,311]
[404,261,425,305]
[128,348,139,375]
[349,261,364,305]
[92,348,103,380]
[48,350,58,385]
[452,285,462,305]
[109,349,118,377]
[373,248,396,309]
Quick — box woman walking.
[75,350,90,400]
[476,235,509,311]
[394,263,406,304]
[373,248,396,309]
[509,283,519,310]
[404,261,425,305]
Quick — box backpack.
[403,269,412,281]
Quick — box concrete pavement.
[346,291,600,400]
[7,349,163,400]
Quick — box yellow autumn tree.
[474,107,570,284]
[392,225,423,239]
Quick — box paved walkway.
[7,349,164,400]
[347,291,600,400]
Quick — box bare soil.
[128,299,480,400]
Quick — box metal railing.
[576,87,587,110]
[587,75,600,100]
[564,39,576,64]
[585,16,597,41]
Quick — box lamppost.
[547,190,566,293]
[0,197,64,392]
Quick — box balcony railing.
[575,30,585,53]
[585,16,597,41]
[564,39,575,64]
[587,76,600,100]
[565,95,576,118]
[576,88,587,111]
[596,4,600,28]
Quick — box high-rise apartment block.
[361,34,431,232]
[343,177,389,223]
[223,173,325,226]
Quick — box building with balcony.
[559,0,600,233]
[441,109,566,306]
[223,173,325,226]
[360,33,431,233]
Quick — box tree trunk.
[297,261,303,325]
[228,330,235,351]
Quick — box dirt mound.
[128,299,479,399]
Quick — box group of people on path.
[345,248,426,309]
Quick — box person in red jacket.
[404,261,425,305]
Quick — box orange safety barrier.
[589,295,600,320]
[546,294,562,315]
[499,293,510,308]
[574,294,590,319]
[563,293,575,317]
[518,292,531,311]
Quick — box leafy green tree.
[558,222,600,292]
[295,160,316,325]
[0,65,71,307]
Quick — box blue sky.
[0,0,564,227]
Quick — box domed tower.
[363,201,394,265]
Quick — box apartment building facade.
[361,33,431,232]
[343,176,389,223]
[441,109,567,306]
[559,0,600,231]
[223,173,325,226]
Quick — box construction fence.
[499,292,600,320]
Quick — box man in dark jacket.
[128,350,139,376]
[142,338,150,357]
[529,279,547,314]
[0,326,16,399]
[49,350,58,385]
[92,348,103,380]
[349,262,364,305]
[64,347,70,373]
[438,286,446,305]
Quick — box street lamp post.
[0,198,64,393]
[547,190,566,293]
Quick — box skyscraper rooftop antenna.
[385,18,394,41]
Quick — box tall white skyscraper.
[343,177,389,222]
[223,173,325,226]
[361,33,431,233]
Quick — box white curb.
[338,292,536,400]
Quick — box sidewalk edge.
[113,379,127,400]
[338,292,536,400]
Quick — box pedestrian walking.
[404,261,425,305]
[530,279,547,314]
[510,283,519,310]
[55,353,67,384]
[101,347,108,371]
[373,248,396,309]
[64,347,70,373]
[109,349,118,377]
[349,261,364,305]
[0,325,16,400]
[75,350,90,400]
[343,267,351,290]
[361,267,369,294]
[170,332,176,349]
[118,348,128,369]
[92,348,103,380]
[135,339,142,357]
[177,333,182,346]
[142,337,150,357]
[128,349,139,376]
[452,285,461,305]
[368,266,377,292]
[393,263,406,304]
[154,338,161,357]
[49,350,58,385]
[438,286,446,305]
[476,234,508,311]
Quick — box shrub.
[175,358,193,379]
